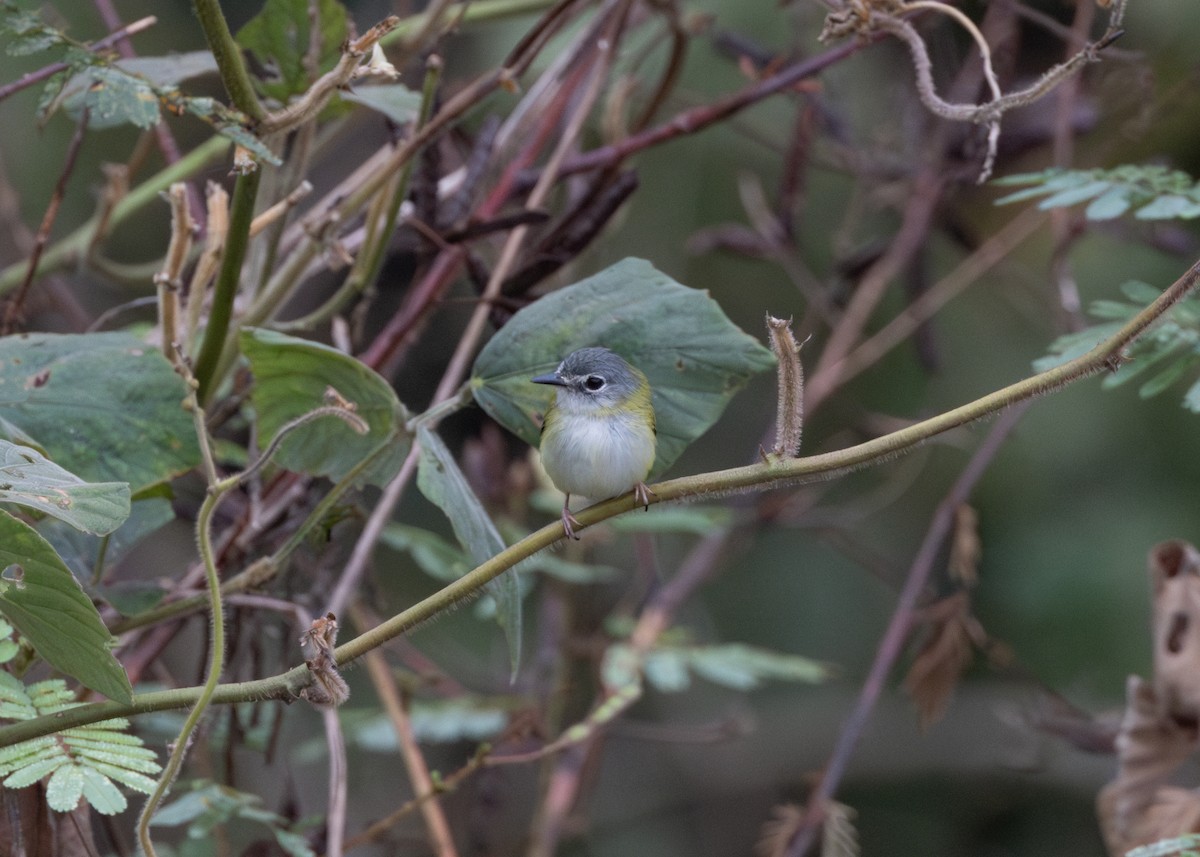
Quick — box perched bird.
[532,347,656,539]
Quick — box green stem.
[108,428,402,637]
[0,137,228,297]
[135,390,228,855]
[193,169,261,402]
[3,256,1198,748]
[191,0,265,122]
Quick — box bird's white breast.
[540,408,655,501]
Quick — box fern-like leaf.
[0,672,161,814]
[995,166,1200,221]
[1037,281,1200,413]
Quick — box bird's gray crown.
[555,347,640,400]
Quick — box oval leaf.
[0,332,199,491]
[241,329,410,487]
[0,511,132,703]
[470,258,775,476]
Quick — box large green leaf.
[236,0,350,102]
[241,329,409,487]
[0,332,199,491]
[0,440,129,535]
[0,512,132,703]
[416,426,522,674]
[470,258,775,476]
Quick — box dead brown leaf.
[1150,540,1200,723]
[1097,676,1200,855]
[949,504,981,586]
[904,592,982,729]
[755,801,859,857]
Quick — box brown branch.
[2,108,89,334]
[517,37,871,188]
[805,168,944,411]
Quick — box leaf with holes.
[0,440,129,535]
[0,332,198,491]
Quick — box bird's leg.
[633,481,655,511]
[561,494,582,540]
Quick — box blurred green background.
[3,0,1198,854]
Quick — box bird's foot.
[561,506,582,540]
[633,481,655,511]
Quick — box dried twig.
[2,108,89,334]
[154,183,196,361]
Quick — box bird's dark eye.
[584,375,605,392]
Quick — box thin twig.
[831,208,1045,389]
[2,107,89,334]
[322,708,349,857]
[351,602,460,857]
[5,255,1200,747]
[806,169,944,411]
[782,401,1032,857]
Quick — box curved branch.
[1,255,1198,748]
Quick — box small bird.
[532,347,656,539]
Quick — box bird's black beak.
[531,371,565,386]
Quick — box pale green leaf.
[685,643,828,690]
[4,753,67,788]
[46,763,84,811]
[241,328,409,487]
[416,426,521,673]
[1032,322,1124,372]
[79,758,160,793]
[471,258,775,476]
[1101,339,1189,389]
[380,523,470,581]
[1121,281,1163,304]
[1088,300,1139,321]
[643,649,691,692]
[1036,180,1112,210]
[1085,187,1133,220]
[0,737,56,769]
[79,766,128,814]
[213,122,281,166]
[407,700,508,743]
[521,550,619,583]
[0,332,199,490]
[1136,195,1200,220]
[0,440,129,535]
[150,789,215,827]
[340,84,422,124]
[274,829,317,857]
[0,511,132,703]
[1138,357,1192,398]
[1182,379,1200,413]
[600,643,642,690]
